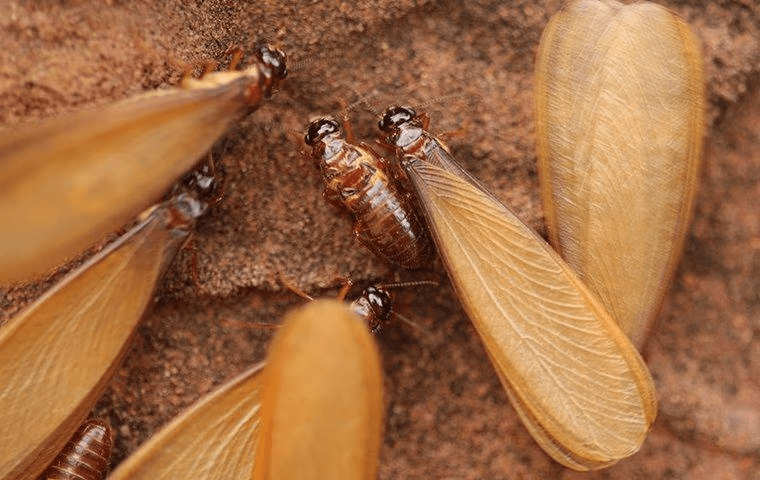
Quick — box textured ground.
[1,1,759,478]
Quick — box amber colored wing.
[0,203,189,480]
[109,363,265,480]
[535,0,705,347]
[253,300,384,480]
[0,76,248,282]
[404,158,657,470]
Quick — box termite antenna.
[413,92,465,111]
[278,273,315,301]
[377,280,435,334]
[411,93,481,140]
[377,280,438,290]
[288,50,343,73]
[392,311,426,333]
[330,90,380,143]
[347,88,381,118]
[221,317,281,330]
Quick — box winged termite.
[279,275,434,334]
[534,0,705,347]
[253,299,384,480]
[305,117,433,268]
[107,363,265,480]
[38,419,113,480]
[0,168,217,480]
[377,106,657,470]
[109,300,383,480]
[0,44,286,283]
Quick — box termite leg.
[224,46,244,71]
[278,274,315,301]
[335,277,354,301]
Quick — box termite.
[0,164,220,480]
[304,117,433,269]
[378,105,657,471]
[534,0,705,347]
[109,300,384,480]
[39,419,113,480]
[282,276,433,334]
[0,44,286,283]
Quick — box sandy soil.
[1,1,759,478]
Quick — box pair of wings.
[399,141,657,470]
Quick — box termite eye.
[257,44,288,79]
[340,187,357,198]
[305,118,341,145]
[378,106,416,132]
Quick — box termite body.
[305,118,433,269]
[108,363,265,480]
[253,300,384,480]
[378,105,656,471]
[0,166,219,480]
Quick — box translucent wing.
[0,46,285,282]
[535,0,704,346]
[109,363,265,480]
[404,158,657,470]
[0,199,194,480]
[253,300,384,480]
[0,84,234,282]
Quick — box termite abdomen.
[305,118,433,269]
[39,419,113,480]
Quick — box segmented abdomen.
[346,166,432,269]
[39,419,113,480]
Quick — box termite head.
[379,106,416,130]
[351,285,392,334]
[378,106,423,150]
[248,44,287,103]
[305,117,345,163]
[256,44,288,80]
[305,117,341,146]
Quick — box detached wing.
[534,0,704,347]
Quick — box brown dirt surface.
[1,1,759,478]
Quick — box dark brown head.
[378,106,417,132]
[378,106,423,149]
[304,117,341,146]
[250,44,287,101]
[304,117,348,167]
[352,285,393,334]
[255,44,288,80]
